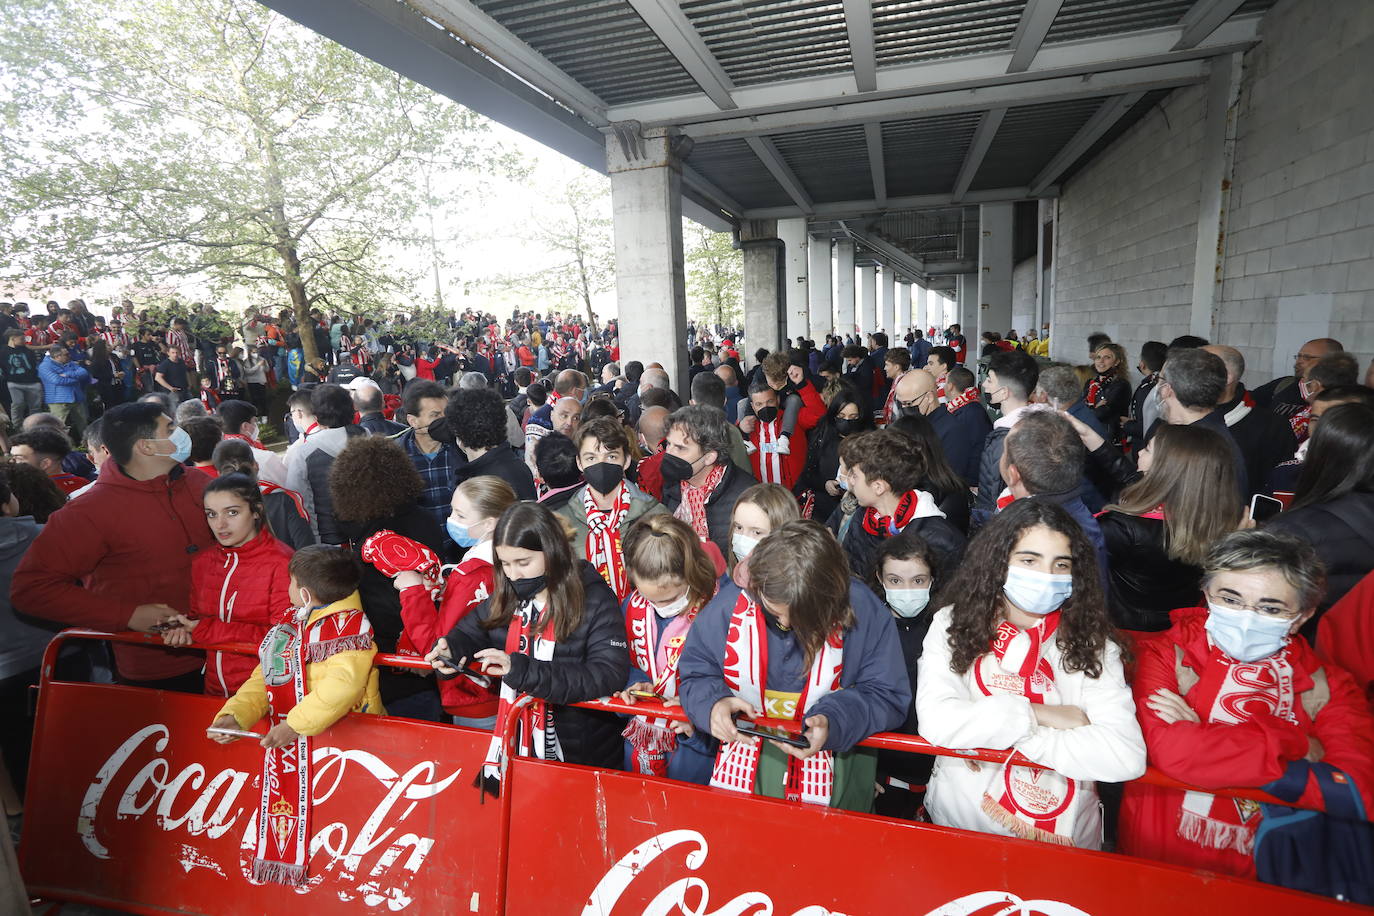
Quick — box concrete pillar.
[897,282,911,333]
[808,236,832,340]
[859,265,877,337]
[978,202,1014,346]
[835,240,856,336]
[915,284,928,333]
[608,124,689,394]
[1190,52,1242,341]
[740,218,785,355]
[957,274,978,339]
[880,268,896,335]
[779,218,809,345]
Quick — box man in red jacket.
[741,372,824,490]
[12,401,214,689]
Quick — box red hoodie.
[12,462,214,681]
[188,528,294,697]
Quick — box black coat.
[445,561,629,770]
[841,510,966,582]
[876,608,935,791]
[340,502,446,704]
[928,402,991,489]
[661,460,757,562]
[1097,511,1203,632]
[1084,374,1131,442]
[455,445,537,501]
[796,420,846,522]
[1221,389,1297,498]
[1268,492,1374,625]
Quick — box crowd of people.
[0,297,1371,901]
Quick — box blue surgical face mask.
[1003,565,1073,616]
[885,587,930,618]
[732,533,759,560]
[836,474,849,491]
[1205,602,1293,662]
[148,427,192,464]
[447,518,480,548]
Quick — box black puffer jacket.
[842,511,965,582]
[1268,492,1374,626]
[661,460,756,561]
[445,560,629,770]
[1097,511,1203,632]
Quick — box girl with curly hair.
[916,498,1145,848]
[329,435,445,720]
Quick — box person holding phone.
[678,520,909,812]
[427,502,629,787]
[916,499,1145,849]
[615,514,720,783]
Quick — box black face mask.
[755,405,779,424]
[510,575,547,601]
[660,452,697,485]
[834,418,858,436]
[427,417,456,444]
[583,461,624,496]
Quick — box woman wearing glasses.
[1119,529,1374,881]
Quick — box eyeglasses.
[1205,589,1301,620]
[1293,353,1321,362]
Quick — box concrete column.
[808,236,832,340]
[779,218,809,345]
[859,265,877,336]
[897,282,912,333]
[835,240,856,336]
[608,124,689,394]
[740,218,785,355]
[880,268,896,335]
[1190,52,1243,341]
[915,284,928,332]
[978,201,1014,345]
[957,273,978,338]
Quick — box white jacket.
[916,605,1145,849]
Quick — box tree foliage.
[0,0,519,361]
[684,223,743,330]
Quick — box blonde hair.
[623,514,718,606]
[729,482,800,567]
[455,474,519,522]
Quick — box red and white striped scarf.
[480,599,559,796]
[860,488,944,537]
[709,592,844,805]
[1290,405,1312,443]
[584,484,631,601]
[622,591,704,777]
[945,386,981,413]
[755,418,784,484]
[1178,648,1299,854]
[973,612,1077,846]
[674,463,726,543]
[253,605,374,885]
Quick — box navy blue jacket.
[928,402,991,489]
[678,579,910,753]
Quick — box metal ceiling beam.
[680,60,1204,141]
[746,137,814,213]
[746,186,1052,221]
[952,108,1006,202]
[1175,0,1249,50]
[257,0,607,171]
[843,0,878,93]
[623,0,737,109]
[682,165,745,219]
[864,123,887,207]
[839,222,928,280]
[1007,0,1067,73]
[1030,92,1147,195]
[408,0,609,125]
[604,16,1261,124]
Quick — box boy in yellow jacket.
[207,545,384,885]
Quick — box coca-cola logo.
[78,724,461,908]
[582,830,1095,916]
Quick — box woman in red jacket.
[393,475,519,728]
[1119,529,1374,879]
[163,474,294,697]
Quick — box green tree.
[685,223,743,330]
[503,172,612,336]
[0,0,515,363]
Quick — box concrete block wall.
[1052,84,1207,367]
[1052,0,1374,382]
[1216,0,1374,381]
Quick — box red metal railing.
[42,628,1303,811]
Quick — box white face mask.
[1002,565,1073,616]
[650,593,692,618]
[885,587,930,618]
[732,533,760,560]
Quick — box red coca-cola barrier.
[19,630,1368,915]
